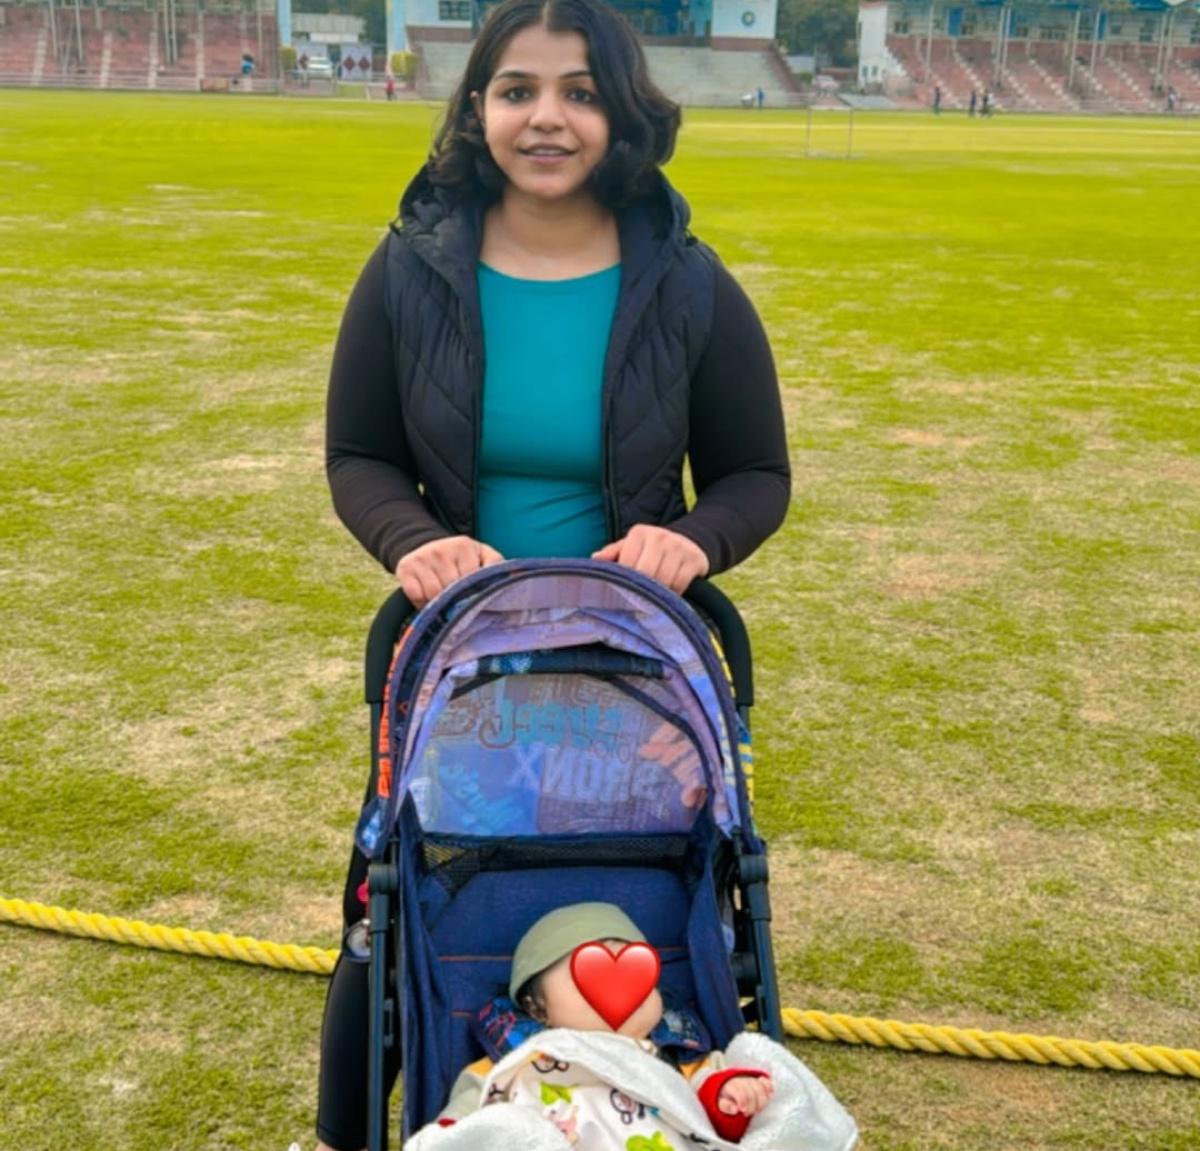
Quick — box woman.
[319,1,789,1147]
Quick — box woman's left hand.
[592,525,709,594]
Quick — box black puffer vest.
[382,165,717,542]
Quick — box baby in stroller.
[406,902,858,1151]
[352,560,858,1150]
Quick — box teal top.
[476,262,622,559]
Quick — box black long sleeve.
[325,241,790,576]
[325,238,450,573]
[666,261,791,575]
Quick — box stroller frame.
[357,563,783,1151]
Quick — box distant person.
[981,89,992,117]
[932,84,941,114]
[1166,87,1177,114]
[385,71,396,101]
[756,85,764,108]
[968,88,977,117]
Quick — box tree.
[776,0,858,67]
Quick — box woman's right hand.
[395,536,505,608]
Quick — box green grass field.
[1,90,1198,1150]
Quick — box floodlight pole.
[993,5,1008,89]
[1153,8,1174,92]
[924,1,934,81]
[1088,8,1100,86]
[256,0,264,77]
[1164,9,1176,83]
[73,0,83,67]
[1001,5,1008,89]
[48,0,60,70]
[159,0,174,67]
[992,6,1000,88]
[1153,11,1164,90]
[1067,8,1080,93]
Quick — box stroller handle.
[364,586,415,704]
[363,576,754,710]
[684,578,754,710]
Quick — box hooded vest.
[381,166,717,543]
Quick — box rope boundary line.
[4,896,1198,1078]
[0,896,336,975]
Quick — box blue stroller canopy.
[356,561,747,854]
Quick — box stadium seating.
[0,6,45,84]
[926,51,975,110]
[410,33,791,107]
[1166,50,1200,108]
[1088,53,1157,112]
[0,1,275,90]
[641,44,798,106]
[410,37,471,100]
[880,29,1197,114]
[1007,52,1081,113]
[3,0,1195,111]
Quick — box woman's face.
[474,23,610,207]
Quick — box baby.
[407,902,858,1151]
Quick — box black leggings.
[316,844,402,1151]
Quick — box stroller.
[356,559,783,1150]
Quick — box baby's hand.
[717,1073,773,1117]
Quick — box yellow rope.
[0,897,337,975]
[781,1008,1200,1078]
[5,897,1199,1078]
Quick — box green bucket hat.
[509,902,646,1000]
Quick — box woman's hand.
[591,525,709,595]
[395,536,504,608]
[717,1073,774,1117]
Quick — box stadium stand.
[4,0,1195,111]
[408,34,471,101]
[861,0,1200,114]
[408,30,794,106]
[0,0,277,91]
[642,43,799,105]
[0,0,791,104]
[1167,55,1200,104]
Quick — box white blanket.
[404,1029,858,1151]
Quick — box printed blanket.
[403,1029,858,1151]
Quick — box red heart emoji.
[569,941,661,1031]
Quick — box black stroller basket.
[360,570,783,1150]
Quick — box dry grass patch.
[769,825,1199,1047]
[114,649,358,773]
[156,449,316,498]
[879,552,1004,601]
[826,1048,1200,1151]
[886,429,984,452]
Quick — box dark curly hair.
[427,0,681,209]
